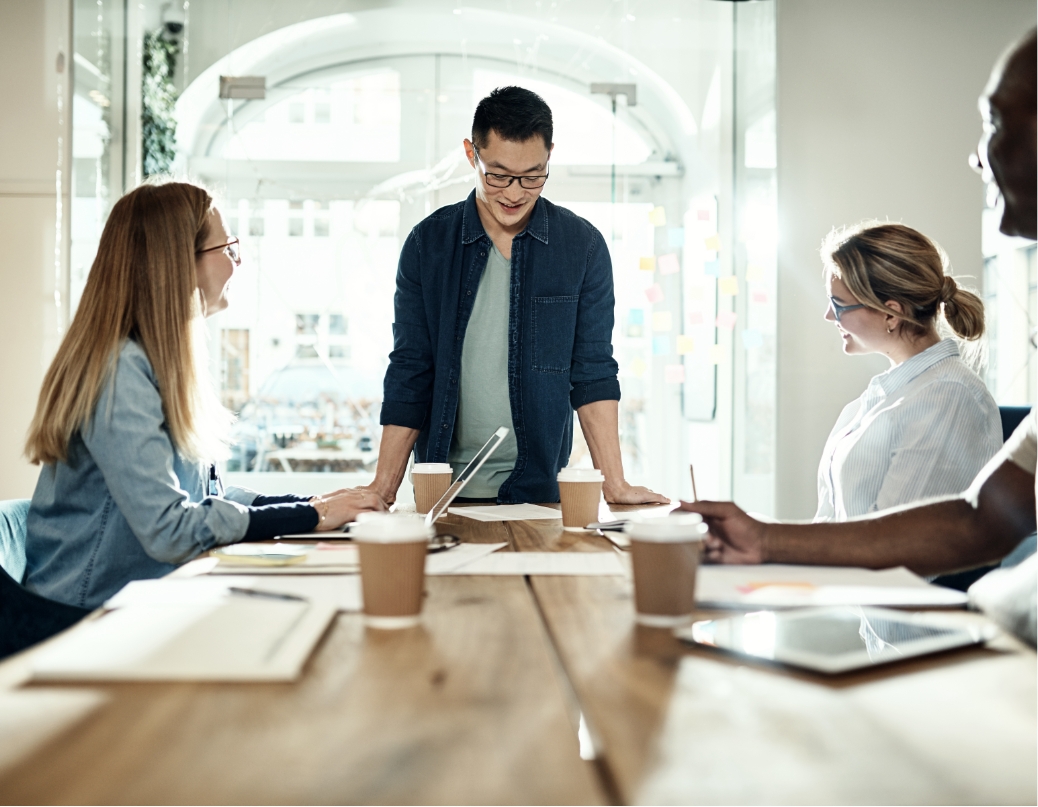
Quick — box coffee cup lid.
[623,512,707,542]
[557,467,604,482]
[412,463,453,474]
[351,513,434,542]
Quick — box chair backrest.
[0,562,90,660]
[0,499,30,583]
[999,406,1031,443]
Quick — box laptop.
[424,426,509,528]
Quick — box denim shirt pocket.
[532,295,579,374]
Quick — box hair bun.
[940,276,958,303]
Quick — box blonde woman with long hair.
[23,180,384,608]
[815,221,1001,522]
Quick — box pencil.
[689,463,698,501]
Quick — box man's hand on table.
[603,480,670,506]
[678,499,766,564]
[356,483,396,508]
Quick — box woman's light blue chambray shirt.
[24,339,259,609]
[815,339,1002,522]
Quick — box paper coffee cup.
[624,513,707,627]
[412,463,453,514]
[557,467,604,531]
[351,513,433,629]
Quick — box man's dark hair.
[472,86,553,151]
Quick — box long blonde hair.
[26,179,231,464]
[821,221,985,345]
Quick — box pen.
[228,586,308,603]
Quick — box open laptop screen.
[424,427,509,527]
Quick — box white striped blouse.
[815,339,1003,522]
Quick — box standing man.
[367,86,667,506]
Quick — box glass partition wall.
[71,0,779,511]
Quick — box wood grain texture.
[0,532,605,805]
[513,520,1037,805]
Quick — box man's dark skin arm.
[681,459,1036,576]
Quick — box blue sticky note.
[628,308,644,326]
[703,259,720,277]
[667,227,685,248]
[742,328,764,349]
[652,335,671,355]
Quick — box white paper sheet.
[437,551,626,576]
[31,596,336,682]
[0,690,106,774]
[209,544,359,575]
[106,575,363,612]
[426,542,507,574]
[446,504,562,522]
[696,565,968,609]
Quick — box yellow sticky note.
[649,206,667,227]
[652,312,673,332]
[704,234,721,251]
[639,256,656,272]
[687,284,705,302]
[676,335,695,354]
[709,344,725,365]
[629,357,647,378]
[719,276,739,296]
[746,263,765,282]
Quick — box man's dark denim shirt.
[380,191,620,504]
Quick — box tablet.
[675,606,996,674]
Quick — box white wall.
[0,0,71,498]
[775,0,1036,519]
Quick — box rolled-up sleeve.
[82,349,250,564]
[380,228,435,429]
[570,228,620,409]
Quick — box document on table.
[696,565,969,609]
[209,543,359,575]
[437,551,626,576]
[31,594,336,682]
[446,504,562,522]
[0,690,106,774]
[106,575,363,612]
[426,542,507,574]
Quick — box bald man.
[682,30,1038,641]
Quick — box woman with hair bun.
[815,221,1001,521]
[23,180,386,609]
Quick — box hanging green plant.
[142,30,179,177]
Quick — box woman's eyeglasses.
[196,237,241,266]
[828,296,867,322]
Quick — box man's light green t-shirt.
[447,244,518,498]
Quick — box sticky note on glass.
[687,284,705,302]
[703,259,720,277]
[704,234,721,251]
[667,227,685,248]
[628,308,644,325]
[719,276,739,296]
[687,312,704,326]
[649,206,667,227]
[716,311,738,329]
[697,209,711,221]
[709,344,725,364]
[652,335,671,355]
[743,328,764,349]
[629,357,647,378]
[746,264,765,282]
[657,254,680,276]
[664,364,685,384]
[644,284,664,304]
[639,256,656,272]
[752,290,768,304]
[676,335,695,354]
[652,311,673,332]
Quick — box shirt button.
[441,423,448,429]
[467,290,472,296]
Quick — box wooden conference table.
[0,508,1035,805]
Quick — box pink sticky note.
[664,364,686,384]
[752,290,768,304]
[687,312,704,326]
[697,209,710,221]
[716,312,738,329]
[644,284,664,304]
[658,253,680,275]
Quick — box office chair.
[0,499,89,661]
[933,406,1033,592]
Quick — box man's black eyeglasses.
[828,295,867,322]
[473,148,549,189]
